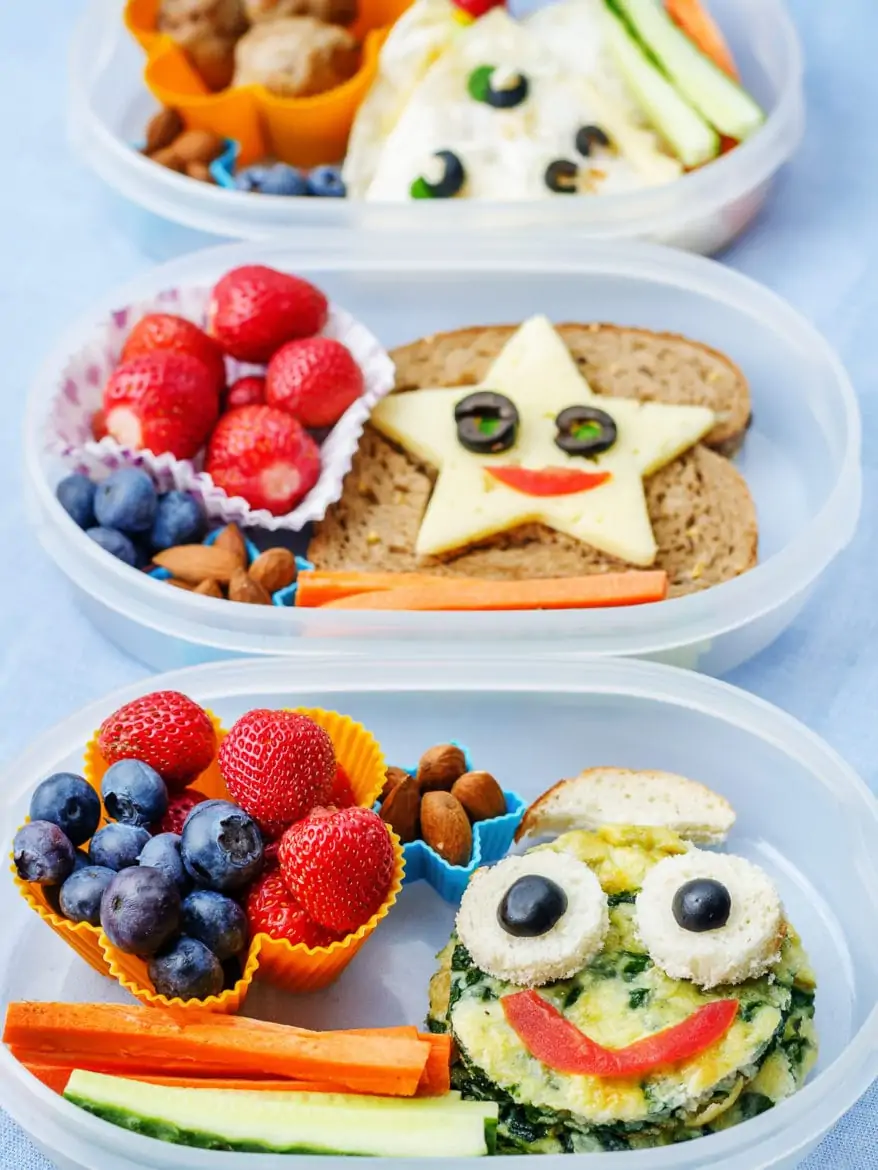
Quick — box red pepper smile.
[486,466,612,497]
[502,989,738,1078]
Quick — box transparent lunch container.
[1,654,877,1170]
[68,0,804,254]
[24,235,861,676]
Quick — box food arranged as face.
[429,774,817,1154]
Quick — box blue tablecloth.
[1,0,876,1165]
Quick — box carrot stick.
[321,571,669,611]
[4,1004,430,1098]
[417,1033,451,1096]
[296,572,448,608]
[22,1062,73,1095]
[665,0,739,79]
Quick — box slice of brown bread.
[308,324,758,597]
[391,323,751,451]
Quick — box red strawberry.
[121,313,226,393]
[265,337,364,428]
[205,405,321,515]
[246,870,340,948]
[451,0,505,18]
[91,409,108,441]
[279,807,395,934]
[208,265,328,363]
[223,375,265,411]
[103,351,219,460]
[218,709,336,836]
[98,690,217,791]
[327,764,356,810]
[153,788,208,835]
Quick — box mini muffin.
[158,0,249,90]
[233,17,359,98]
[244,0,359,28]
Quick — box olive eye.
[456,852,608,987]
[636,852,784,989]
[554,406,617,456]
[575,124,613,157]
[672,878,731,933]
[410,150,466,200]
[498,875,568,938]
[545,159,579,194]
[467,65,530,109]
[455,391,519,454]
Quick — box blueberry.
[307,165,346,198]
[181,801,264,893]
[139,833,191,895]
[94,468,158,535]
[13,821,76,885]
[29,772,101,846]
[181,889,249,960]
[59,866,116,925]
[148,936,223,1001]
[260,164,309,196]
[86,526,138,566]
[89,823,151,871]
[102,759,168,828]
[100,867,181,955]
[150,491,207,552]
[56,474,97,529]
[234,165,271,192]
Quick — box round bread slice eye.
[456,852,608,986]
[636,852,784,989]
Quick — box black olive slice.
[499,875,568,938]
[410,150,466,199]
[544,159,579,194]
[455,391,519,454]
[554,406,617,456]
[575,124,612,157]
[672,878,732,933]
[467,64,529,109]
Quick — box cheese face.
[370,316,715,565]
[359,2,682,201]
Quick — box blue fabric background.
[0,0,875,1165]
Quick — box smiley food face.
[370,316,714,565]
[428,826,817,1155]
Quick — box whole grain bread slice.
[308,324,758,596]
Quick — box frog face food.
[428,777,817,1154]
[309,317,757,595]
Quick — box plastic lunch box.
[25,235,860,676]
[68,0,804,254]
[1,654,877,1170]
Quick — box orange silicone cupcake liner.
[13,707,401,1013]
[125,0,412,168]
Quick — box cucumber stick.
[603,9,719,168]
[65,1071,499,1157]
[614,0,765,139]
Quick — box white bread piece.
[515,768,735,846]
[635,851,785,988]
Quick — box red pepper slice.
[486,467,611,497]
[502,990,738,1078]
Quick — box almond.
[213,524,248,570]
[416,744,468,793]
[420,792,472,867]
[145,108,184,154]
[380,775,421,844]
[150,147,185,172]
[249,547,297,593]
[451,772,506,823]
[381,766,410,803]
[186,161,215,184]
[153,544,241,584]
[172,129,227,165]
[194,578,223,598]
[228,569,272,605]
[166,578,195,591]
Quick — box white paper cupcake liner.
[45,283,396,531]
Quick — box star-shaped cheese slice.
[371,316,715,565]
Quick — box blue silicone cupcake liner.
[148,527,313,606]
[387,743,526,905]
